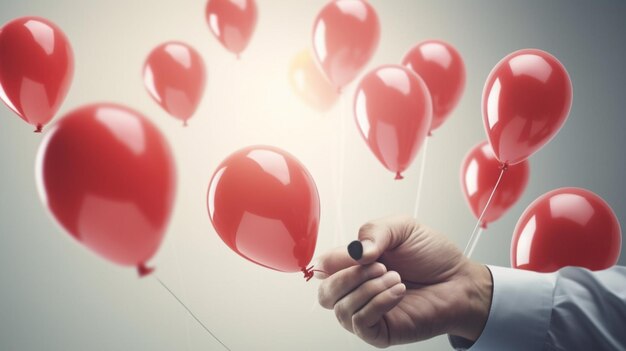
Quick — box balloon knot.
[395,172,404,180]
[183,120,188,127]
[427,131,433,137]
[34,124,43,133]
[302,266,314,282]
[236,53,241,60]
[137,263,154,278]
[336,87,342,94]
[481,221,488,229]
[499,163,509,171]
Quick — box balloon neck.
[481,221,488,230]
[427,131,433,137]
[336,86,342,94]
[137,263,154,278]
[34,124,43,133]
[236,53,241,60]
[394,172,404,180]
[183,120,188,127]
[499,163,509,171]
[301,265,328,282]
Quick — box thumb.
[348,216,413,264]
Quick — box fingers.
[333,271,402,332]
[353,283,406,348]
[314,246,360,279]
[318,263,386,309]
[356,215,416,264]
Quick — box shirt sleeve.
[449,265,626,351]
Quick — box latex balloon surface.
[143,41,206,125]
[207,146,320,275]
[354,65,432,179]
[0,16,74,132]
[312,0,380,90]
[402,40,465,132]
[288,50,338,112]
[482,49,572,166]
[36,103,176,276]
[511,188,621,273]
[460,141,529,228]
[205,0,257,57]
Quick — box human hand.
[316,215,492,348]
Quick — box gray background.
[1,1,625,350]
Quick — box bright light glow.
[143,66,161,103]
[355,90,369,137]
[246,149,290,186]
[0,82,20,116]
[207,167,226,217]
[376,67,410,95]
[509,54,551,83]
[420,42,452,68]
[25,20,55,55]
[516,215,537,266]
[465,159,479,196]
[313,21,327,62]
[336,0,367,21]
[95,107,145,156]
[487,79,501,129]
[165,43,192,69]
[549,193,594,226]
[209,14,220,37]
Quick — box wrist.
[449,261,493,341]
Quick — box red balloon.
[205,0,258,57]
[460,141,529,228]
[207,146,320,277]
[36,103,176,276]
[354,65,432,180]
[402,40,465,132]
[288,49,339,112]
[143,41,206,126]
[312,0,380,90]
[511,188,622,273]
[0,16,74,132]
[483,49,573,166]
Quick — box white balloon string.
[463,167,506,258]
[155,276,231,351]
[465,227,484,259]
[334,94,347,246]
[413,137,430,220]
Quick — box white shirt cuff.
[450,265,556,351]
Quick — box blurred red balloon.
[460,141,529,228]
[36,103,176,277]
[0,16,74,132]
[483,49,572,166]
[511,188,621,273]
[205,0,257,57]
[143,41,206,126]
[288,50,338,112]
[207,146,320,277]
[312,0,380,90]
[354,65,432,180]
[402,40,465,132]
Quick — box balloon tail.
[156,276,231,351]
[236,53,241,60]
[395,172,404,180]
[413,137,430,219]
[34,124,43,133]
[137,263,154,277]
[463,167,507,258]
[302,266,329,282]
[183,120,188,127]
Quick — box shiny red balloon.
[205,0,257,57]
[36,103,176,276]
[0,16,74,132]
[312,0,380,90]
[483,49,572,166]
[207,146,320,277]
[354,65,432,180]
[402,40,465,132]
[288,49,338,112]
[460,141,529,228]
[511,188,622,273]
[143,41,206,126]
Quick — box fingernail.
[361,239,375,256]
[390,283,406,296]
[347,240,363,260]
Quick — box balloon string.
[155,276,231,351]
[413,137,430,219]
[334,94,347,246]
[463,166,507,258]
[465,227,484,259]
[302,266,330,281]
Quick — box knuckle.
[317,285,333,309]
[358,221,376,238]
